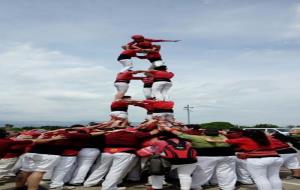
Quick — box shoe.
[63,186,76,190]
[66,183,82,186]
[285,175,300,180]
[49,188,63,190]
[191,187,203,190]
[117,187,126,190]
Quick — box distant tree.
[253,124,279,128]
[22,126,38,130]
[199,122,237,130]
[4,124,14,128]
[40,126,66,130]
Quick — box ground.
[0,168,299,190]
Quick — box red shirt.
[127,38,172,47]
[269,137,290,149]
[152,101,174,110]
[133,100,156,113]
[120,49,137,57]
[115,71,134,82]
[104,128,151,153]
[149,70,174,80]
[111,100,129,112]
[3,139,33,159]
[0,139,32,158]
[226,137,271,152]
[146,51,162,59]
[142,77,154,85]
[54,132,92,156]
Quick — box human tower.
[109,34,179,125]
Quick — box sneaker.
[49,188,63,190]
[285,175,300,180]
[117,187,126,190]
[66,183,82,186]
[63,186,76,190]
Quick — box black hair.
[242,130,271,146]
[69,124,86,128]
[0,128,8,138]
[186,124,201,130]
[204,128,219,136]
[154,66,167,71]
[122,96,131,99]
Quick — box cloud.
[0,43,116,121]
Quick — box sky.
[0,0,300,126]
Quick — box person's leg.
[191,157,217,189]
[119,59,133,72]
[50,156,77,188]
[150,175,164,190]
[175,164,196,190]
[15,171,31,188]
[101,153,136,190]
[246,158,272,190]
[27,171,45,190]
[70,148,100,184]
[151,82,164,100]
[215,156,236,190]
[236,158,253,184]
[83,153,113,187]
[161,82,172,101]
[280,153,300,177]
[0,157,18,178]
[143,87,152,99]
[114,82,129,100]
[267,157,283,190]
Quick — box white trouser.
[280,153,300,169]
[110,111,128,119]
[151,81,172,100]
[21,153,61,173]
[0,157,18,177]
[84,152,136,189]
[191,156,236,190]
[69,148,100,184]
[143,87,152,99]
[151,163,196,190]
[246,157,283,190]
[114,82,129,94]
[50,156,77,188]
[236,158,253,184]
[118,59,133,72]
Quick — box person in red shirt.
[49,129,93,189]
[269,132,300,179]
[83,127,159,189]
[110,96,132,119]
[132,99,156,120]
[206,130,284,190]
[151,100,175,119]
[143,66,174,101]
[0,129,33,179]
[135,42,165,69]
[117,49,141,72]
[124,34,180,50]
[114,70,144,100]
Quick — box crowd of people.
[0,35,300,190]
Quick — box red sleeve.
[145,38,169,42]
[226,138,247,145]
[168,72,174,78]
